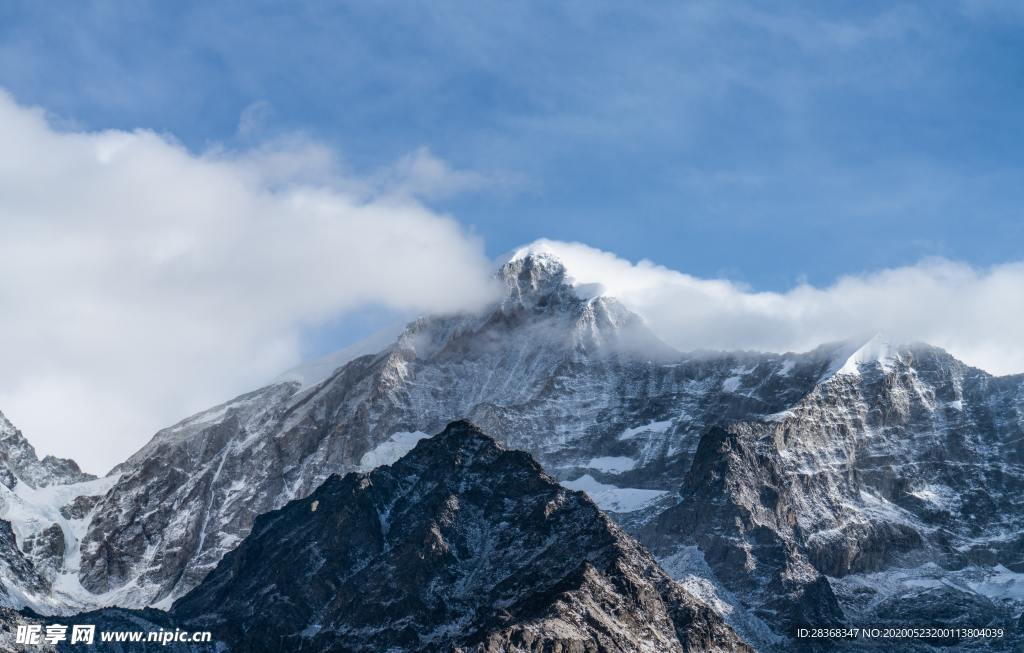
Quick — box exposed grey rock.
[0,519,50,608]
[651,338,1024,649]
[647,425,844,636]
[21,524,64,579]
[58,495,102,521]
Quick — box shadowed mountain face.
[168,421,751,652]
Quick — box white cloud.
[0,91,500,474]
[3,87,1022,476]
[370,146,524,201]
[515,239,1024,377]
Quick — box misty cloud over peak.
[505,239,1024,377]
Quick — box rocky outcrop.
[0,411,93,490]
[20,524,65,579]
[0,519,50,608]
[648,425,844,636]
[171,421,751,653]
[649,339,1024,649]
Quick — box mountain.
[2,249,1021,650]
[76,251,840,609]
[167,420,750,652]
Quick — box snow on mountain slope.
[0,474,119,612]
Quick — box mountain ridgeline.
[0,250,1021,651]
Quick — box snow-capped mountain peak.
[832,332,897,377]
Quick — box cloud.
[370,146,523,201]
[236,100,273,140]
[515,240,1024,377]
[0,91,500,474]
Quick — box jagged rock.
[21,524,65,578]
[171,421,751,653]
[647,425,844,635]
[58,495,102,521]
[0,411,93,490]
[0,519,50,608]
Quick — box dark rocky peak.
[0,410,94,490]
[172,421,750,653]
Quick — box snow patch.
[909,483,960,511]
[560,475,667,513]
[721,376,742,393]
[834,334,897,377]
[968,564,1024,602]
[357,431,429,472]
[0,474,122,614]
[617,420,673,441]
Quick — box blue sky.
[3,0,1022,292]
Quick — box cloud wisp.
[0,91,499,473]
[515,240,1024,377]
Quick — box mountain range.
[0,248,1021,651]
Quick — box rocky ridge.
[169,420,751,652]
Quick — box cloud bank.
[0,91,499,473]
[2,89,1021,474]
[517,240,1024,377]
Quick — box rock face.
[171,421,751,653]
[0,519,49,608]
[648,425,844,637]
[651,338,1024,648]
